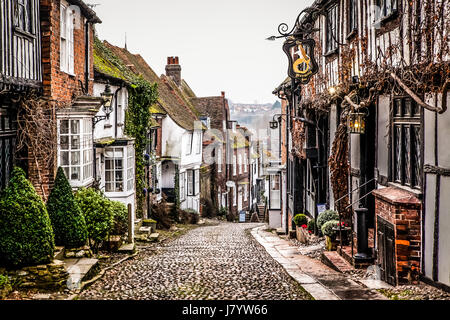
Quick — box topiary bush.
[293,214,308,227]
[307,219,316,233]
[47,167,88,248]
[75,188,113,253]
[317,210,339,232]
[218,207,228,217]
[0,167,55,267]
[321,220,340,238]
[110,201,128,236]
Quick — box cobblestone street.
[79,222,313,300]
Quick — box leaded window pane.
[394,125,402,182]
[403,126,411,185]
[413,125,421,187]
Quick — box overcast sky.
[89,0,314,104]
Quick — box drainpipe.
[85,20,90,95]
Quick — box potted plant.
[332,221,351,246]
[294,214,309,244]
[321,220,340,251]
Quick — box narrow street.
[79,222,313,300]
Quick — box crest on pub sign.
[283,38,318,84]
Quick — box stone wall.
[2,260,69,289]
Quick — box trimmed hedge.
[293,214,308,227]
[321,220,340,238]
[317,210,339,232]
[47,167,88,248]
[307,219,316,233]
[110,201,128,236]
[75,188,113,252]
[0,167,55,267]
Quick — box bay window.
[105,147,124,192]
[127,145,134,191]
[59,118,93,185]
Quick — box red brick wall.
[32,0,96,200]
[40,0,94,103]
[373,187,421,285]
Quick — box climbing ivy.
[125,77,159,218]
[170,164,180,223]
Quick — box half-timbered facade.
[274,0,449,288]
[0,0,42,190]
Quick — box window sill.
[387,182,423,199]
[14,27,36,40]
[60,70,76,77]
[323,48,339,57]
[346,29,357,41]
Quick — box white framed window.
[195,169,200,195]
[244,153,248,173]
[233,186,237,206]
[105,147,124,192]
[217,147,222,173]
[60,1,74,74]
[238,154,243,174]
[233,155,237,176]
[127,145,134,191]
[244,185,248,201]
[187,169,194,196]
[196,131,201,154]
[186,132,193,155]
[59,118,93,184]
[180,172,186,201]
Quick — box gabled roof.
[67,0,101,23]
[103,42,201,131]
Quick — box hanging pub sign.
[283,38,318,84]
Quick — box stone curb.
[250,226,340,300]
[67,250,139,300]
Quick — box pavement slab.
[251,226,388,300]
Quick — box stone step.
[138,226,152,234]
[321,251,355,273]
[118,243,136,254]
[65,258,99,290]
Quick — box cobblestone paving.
[79,222,312,300]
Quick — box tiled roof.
[103,42,202,131]
[190,96,228,130]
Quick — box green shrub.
[47,167,87,248]
[321,220,340,237]
[307,219,316,233]
[293,214,308,227]
[0,274,12,299]
[0,167,55,267]
[317,210,339,232]
[110,201,128,236]
[218,207,228,217]
[180,209,199,225]
[75,188,113,252]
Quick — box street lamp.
[348,108,368,134]
[100,84,114,117]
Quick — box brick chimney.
[165,56,181,87]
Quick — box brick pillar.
[373,187,421,285]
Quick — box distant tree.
[272,101,282,110]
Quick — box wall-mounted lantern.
[100,84,114,117]
[348,109,368,134]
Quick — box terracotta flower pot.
[325,235,338,251]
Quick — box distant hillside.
[230,101,282,136]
